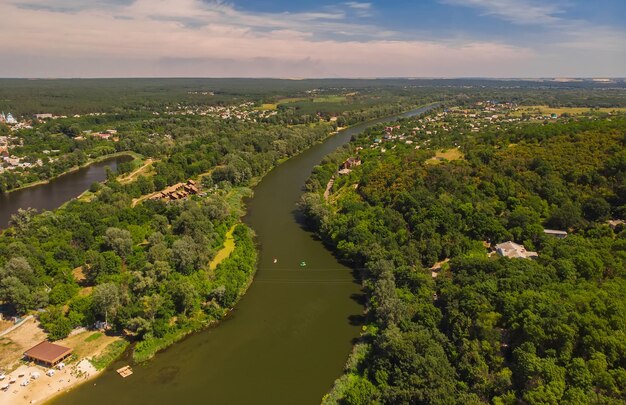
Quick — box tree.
[92,283,121,323]
[371,269,406,328]
[103,227,133,258]
[171,236,202,274]
[547,202,583,229]
[85,250,122,283]
[142,293,165,323]
[0,276,31,314]
[2,256,36,285]
[582,197,611,222]
[171,279,199,315]
[342,375,379,405]
[8,208,38,234]
[39,306,73,340]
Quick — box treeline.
[303,114,626,403]
[2,78,624,117]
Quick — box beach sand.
[1,359,99,405]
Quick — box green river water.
[54,104,436,405]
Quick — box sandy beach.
[0,318,124,405]
[1,359,99,405]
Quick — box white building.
[494,241,538,259]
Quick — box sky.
[0,0,625,78]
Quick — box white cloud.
[343,2,373,17]
[439,0,564,25]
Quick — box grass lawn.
[314,95,347,103]
[209,225,237,271]
[119,158,155,184]
[426,148,465,165]
[255,103,278,111]
[277,97,308,104]
[59,331,123,363]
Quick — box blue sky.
[1,0,624,77]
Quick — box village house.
[151,179,199,201]
[494,241,538,259]
[341,157,361,170]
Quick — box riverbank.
[2,359,98,405]
[3,151,141,195]
[131,223,257,363]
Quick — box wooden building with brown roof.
[24,341,73,366]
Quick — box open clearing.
[313,95,347,103]
[255,103,278,111]
[209,225,237,271]
[59,331,122,362]
[512,105,626,116]
[119,158,155,184]
[0,317,47,371]
[255,95,346,110]
[426,148,465,165]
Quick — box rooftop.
[495,241,538,260]
[24,341,72,365]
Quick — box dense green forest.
[302,111,626,403]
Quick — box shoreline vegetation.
[131,223,257,364]
[3,151,141,195]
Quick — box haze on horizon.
[1,0,625,78]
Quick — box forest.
[302,109,626,404]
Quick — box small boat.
[273,258,278,264]
[300,261,307,267]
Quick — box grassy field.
[119,158,155,184]
[256,95,347,110]
[60,331,123,363]
[313,95,347,103]
[426,148,465,165]
[209,225,237,271]
[0,318,47,371]
[255,103,278,110]
[512,105,626,116]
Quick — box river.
[51,105,437,405]
[0,156,132,229]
